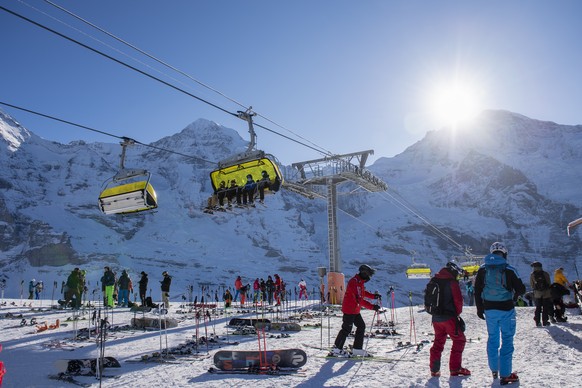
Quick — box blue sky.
[2,0,582,166]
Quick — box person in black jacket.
[429,262,470,377]
[160,271,172,309]
[474,242,525,385]
[138,271,148,307]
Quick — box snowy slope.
[0,297,581,387]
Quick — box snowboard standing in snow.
[54,356,121,375]
[213,349,307,370]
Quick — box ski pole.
[362,309,378,357]
[408,291,417,345]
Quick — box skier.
[223,289,233,308]
[226,179,241,207]
[117,270,132,307]
[266,276,275,305]
[466,280,475,306]
[241,174,256,206]
[257,170,278,203]
[553,267,570,288]
[138,271,148,307]
[233,276,243,302]
[34,281,43,300]
[474,242,525,385]
[253,278,260,304]
[529,261,552,326]
[240,284,248,306]
[160,271,171,309]
[28,279,35,300]
[298,279,308,300]
[260,278,266,303]
[429,262,470,377]
[216,180,227,209]
[550,282,570,322]
[331,264,381,357]
[101,267,116,308]
[552,267,570,321]
[66,269,82,309]
[274,274,283,306]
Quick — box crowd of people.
[56,267,170,310]
[224,274,308,307]
[23,239,579,386]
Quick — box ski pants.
[484,308,516,378]
[162,291,170,308]
[139,288,147,306]
[299,289,308,300]
[334,313,366,350]
[118,289,129,306]
[105,285,114,307]
[534,297,553,324]
[429,317,466,372]
[233,289,240,302]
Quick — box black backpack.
[532,271,549,291]
[424,278,449,315]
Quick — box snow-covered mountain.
[0,109,580,304]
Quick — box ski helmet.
[490,242,508,257]
[446,262,464,277]
[358,264,375,281]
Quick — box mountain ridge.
[0,108,580,303]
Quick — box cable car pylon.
[288,151,387,304]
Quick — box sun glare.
[428,80,483,127]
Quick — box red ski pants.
[429,317,466,372]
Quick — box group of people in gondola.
[207,170,281,211]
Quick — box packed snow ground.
[1,297,581,387]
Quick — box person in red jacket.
[429,262,470,377]
[274,274,283,306]
[331,264,380,357]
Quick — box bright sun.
[428,81,483,127]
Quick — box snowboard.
[55,357,121,375]
[254,321,301,332]
[228,317,270,327]
[213,349,307,371]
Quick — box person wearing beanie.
[138,271,148,307]
[529,261,552,326]
[160,271,171,309]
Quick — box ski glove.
[477,309,485,320]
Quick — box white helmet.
[490,242,508,256]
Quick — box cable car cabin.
[209,156,283,198]
[405,263,432,279]
[98,180,158,215]
[453,255,483,277]
[460,262,480,277]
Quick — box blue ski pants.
[484,308,516,378]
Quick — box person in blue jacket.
[474,242,525,385]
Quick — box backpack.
[532,271,549,291]
[482,264,512,301]
[424,278,449,315]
